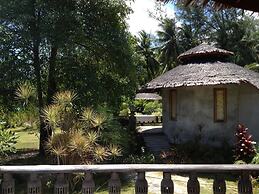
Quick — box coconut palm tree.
[137,30,161,81]
[157,18,179,70]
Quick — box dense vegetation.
[1,0,259,162]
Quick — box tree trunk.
[47,46,58,104]
[29,0,49,156]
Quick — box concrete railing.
[135,115,162,124]
[1,164,259,194]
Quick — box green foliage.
[157,18,179,70]
[7,106,39,129]
[245,63,259,72]
[0,129,18,157]
[0,0,136,115]
[124,153,155,164]
[161,141,234,164]
[143,101,162,116]
[251,147,259,164]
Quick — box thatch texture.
[141,62,259,91]
[135,93,162,100]
[178,43,233,62]
[161,0,259,12]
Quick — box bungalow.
[141,43,259,146]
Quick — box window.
[170,90,177,120]
[214,88,227,122]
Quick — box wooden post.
[213,175,226,194]
[135,172,148,194]
[238,172,253,194]
[27,174,41,194]
[187,173,200,194]
[82,172,95,194]
[108,172,121,194]
[54,174,69,194]
[161,172,174,194]
[129,111,136,132]
[1,173,15,194]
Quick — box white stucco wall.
[239,85,259,141]
[162,84,259,146]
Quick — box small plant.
[124,153,155,164]
[0,129,18,158]
[234,124,256,163]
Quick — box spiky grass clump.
[15,82,35,105]
[81,108,107,130]
[53,90,77,107]
[46,129,118,165]
[42,105,61,130]
[43,90,123,165]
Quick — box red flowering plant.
[234,124,256,163]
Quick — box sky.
[127,0,175,35]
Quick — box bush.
[44,91,124,165]
[143,101,162,115]
[7,106,39,129]
[124,153,155,164]
[0,129,18,158]
[234,124,256,163]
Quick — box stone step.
[142,133,171,155]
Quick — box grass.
[10,127,39,150]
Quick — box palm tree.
[137,31,161,81]
[157,18,179,70]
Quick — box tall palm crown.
[137,31,160,81]
[157,18,179,70]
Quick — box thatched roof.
[141,62,259,91]
[178,43,233,62]
[135,93,162,100]
[161,0,259,12]
[141,44,259,91]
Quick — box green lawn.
[10,127,39,150]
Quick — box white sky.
[127,0,175,35]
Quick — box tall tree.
[0,0,136,155]
[137,31,161,81]
[157,18,179,70]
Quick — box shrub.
[234,124,256,163]
[0,129,18,158]
[7,106,39,129]
[124,153,155,164]
[44,91,124,165]
[143,101,162,115]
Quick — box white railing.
[1,164,259,194]
[135,115,162,124]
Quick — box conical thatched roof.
[178,43,233,62]
[141,44,259,91]
[135,93,162,100]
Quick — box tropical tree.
[137,31,161,81]
[157,18,179,70]
[1,0,136,155]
